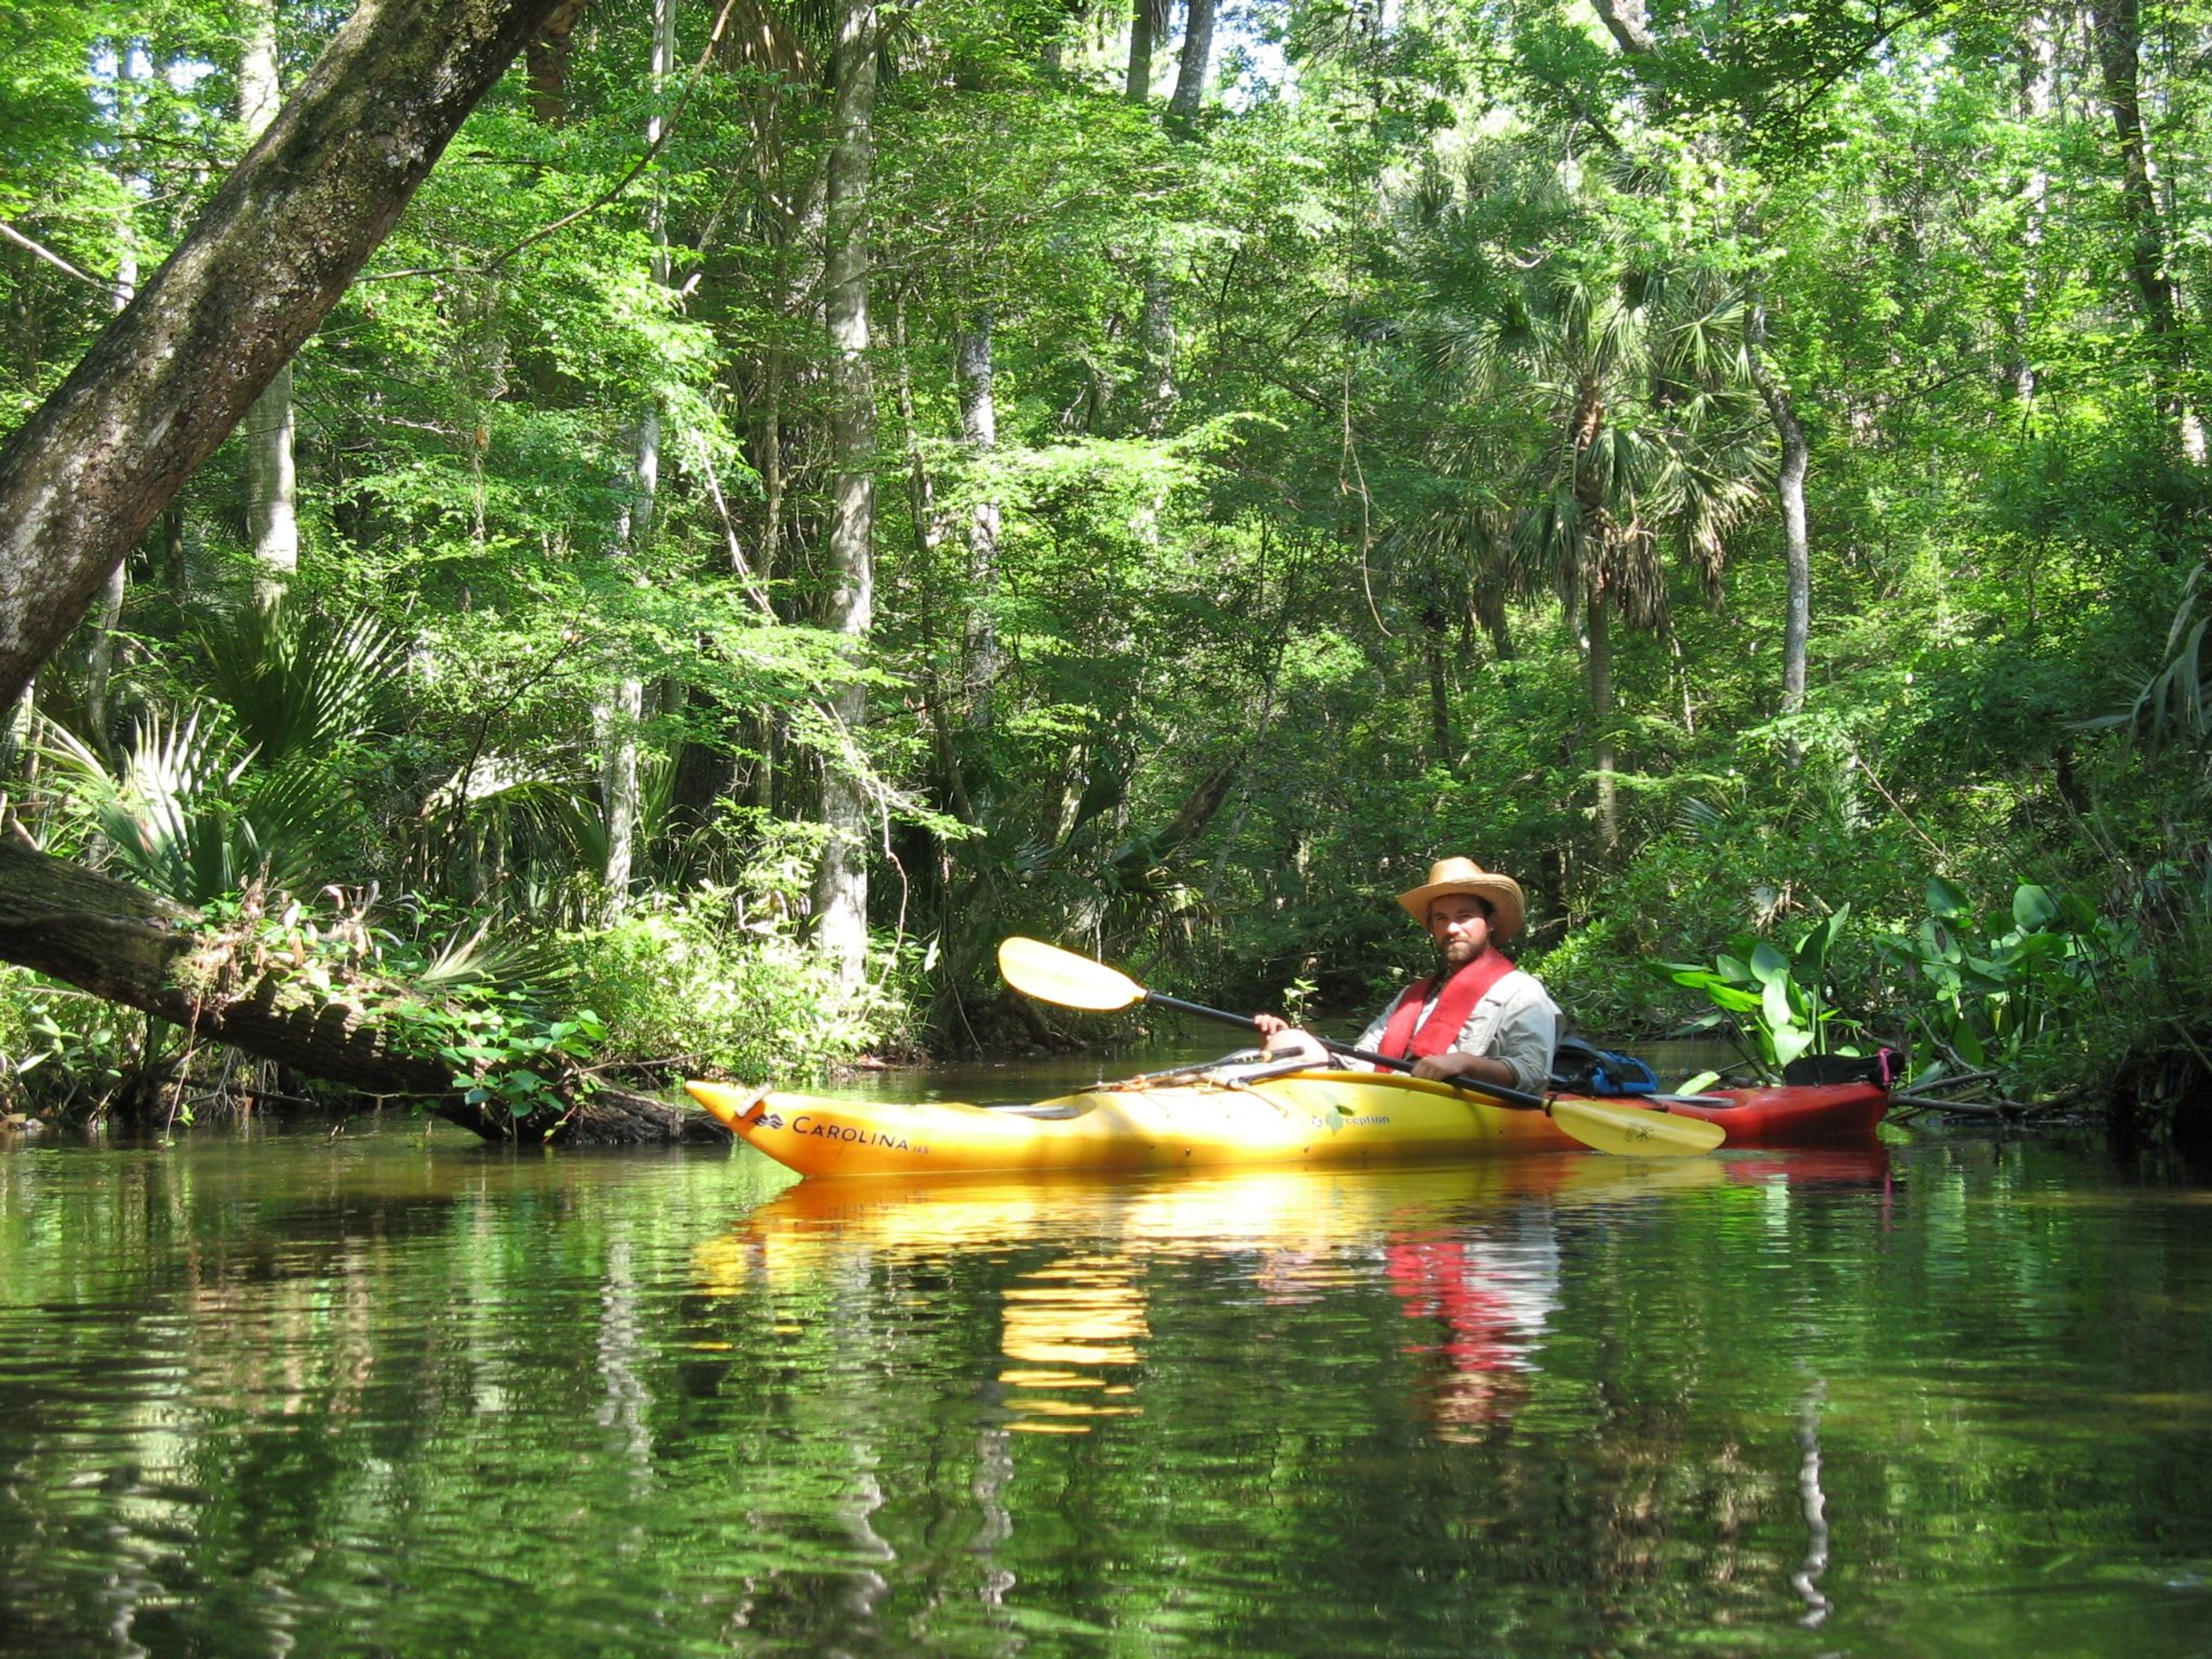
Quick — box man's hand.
[1412,1051,1507,1085]
[1253,1013,1290,1038]
[1259,1022,1328,1063]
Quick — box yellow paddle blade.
[1550,1096,1726,1157]
[998,937,1145,1012]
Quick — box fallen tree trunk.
[0,842,728,1145]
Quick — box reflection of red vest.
[1380,951,1517,1060]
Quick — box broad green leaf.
[1762,975,1796,1033]
[1748,942,1790,985]
[1919,919,1960,963]
[1926,877,1969,918]
[2013,885,2060,932]
[1797,904,1850,974]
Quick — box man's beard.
[1438,938,1483,971]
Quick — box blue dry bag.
[1549,1036,1661,1097]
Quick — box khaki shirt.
[1355,967,1561,1095]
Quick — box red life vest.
[1378,950,1518,1060]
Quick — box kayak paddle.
[996,937,1725,1157]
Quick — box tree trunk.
[243,364,300,604]
[1168,0,1217,126]
[893,298,942,567]
[1586,574,1618,853]
[0,842,725,1143]
[82,562,126,757]
[1588,0,1660,55]
[240,0,300,604]
[2012,12,2056,407]
[162,503,187,597]
[1137,262,1176,432]
[525,0,594,124]
[757,358,785,593]
[2089,0,2205,457]
[955,310,1001,732]
[1124,0,1155,103]
[598,0,675,920]
[1473,583,1514,659]
[597,663,645,914]
[894,302,970,842]
[0,678,30,779]
[1423,605,1452,763]
[0,0,578,713]
[810,0,881,989]
[1571,385,1619,851]
[1748,301,1811,746]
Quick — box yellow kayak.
[687,1063,1589,1178]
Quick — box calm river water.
[2,1085,2209,1657]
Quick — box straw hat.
[1395,856,1527,943]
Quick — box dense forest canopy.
[2,0,2208,1133]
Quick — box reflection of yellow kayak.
[721,1157,1726,1259]
[689,1155,1865,1436]
[692,1157,1732,1282]
[688,1067,1592,1179]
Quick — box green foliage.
[403,995,608,1122]
[1658,907,1859,1077]
[0,969,145,1116]
[563,882,916,1085]
[2097,563,2212,753]
[18,600,406,904]
[173,889,616,1130]
[1882,878,2135,1082]
[194,603,404,766]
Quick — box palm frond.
[35,708,319,903]
[2109,567,2212,749]
[416,918,574,994]
[198,603,406,767]
[1675,794,1734,838]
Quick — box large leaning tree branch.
[0,842,724,1145]
[1586,0,1660,56]
[0,0,577,710]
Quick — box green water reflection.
[2,1126,2209,1656]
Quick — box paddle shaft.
[1137,990,1552,1111]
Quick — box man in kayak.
[1254,856,1560,1093]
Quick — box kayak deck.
[687,1065,1888,1179]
